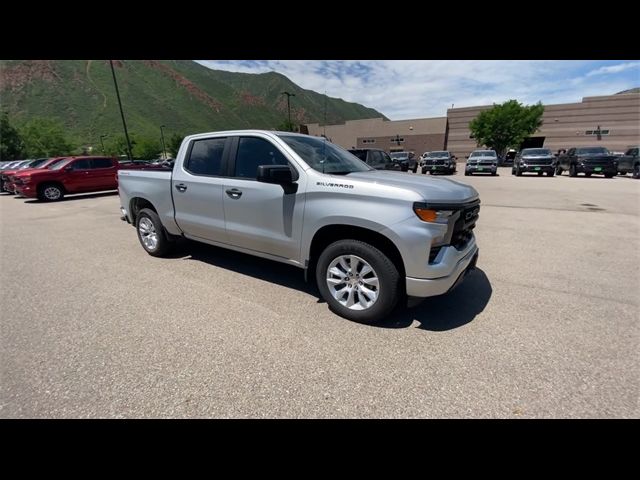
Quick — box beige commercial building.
[306,91,640,159]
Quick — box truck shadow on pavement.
[170,239,492,332]
[378,268,492,331]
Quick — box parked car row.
[1,156,168,201]
[338,144,640,181]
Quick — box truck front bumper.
[406,246,479,297]
[520,165,554,173]
[422,164,455,174]
[465,165,497,174]
[14,185,37,198]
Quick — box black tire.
[548,170,554,177]
[516,166,522,176]
[464,172,470,176]
[633,164,640,179]
[37,183,64,202]
[412,166,418,174]
[569,164,578,177]
[585,172,592,177]
[618,171,626,176]
[511,168,515,175]
[604,173,615,178]
[315,239,401,324]
[555,166,563,176]
[421,168,427,175]
[135,208,173,257]
[537,171,543,176]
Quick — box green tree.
[104,134,136,159]
[277,120,297,132]
[135,137,162,160]
[0,112,25,160]
[469,100,544,157]
[20,118,75,157]
[167,133,184,157]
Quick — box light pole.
[160,125,167,160]
[100,134,109,154]
[281,91,296,130]
[109,60,134,161]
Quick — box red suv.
[14,156,167,201]
[14,156,122,201]
[3,157,68,194]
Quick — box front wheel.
[555,166,563,176]
[136,208,173,257]
[633,164,640,179]
[38,183,64,202]
[604,173,615,178]
[316,239,400,324]
[548,170,555,177]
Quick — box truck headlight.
[413,204,454,224]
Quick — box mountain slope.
[0,60,386,145]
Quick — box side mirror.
[257,165,297,193]
[64,166,74,172]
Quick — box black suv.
[616,146,639,178]
[512,148,556,176]
[348,148,399,170]
[389,151,418,173]
[421,151,457,175]
[556,146,617,178]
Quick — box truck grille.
[582,158,614,167]
[451,200,480,249]
[526,158,553,166]
[478,160,495,166]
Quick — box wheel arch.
[307,224,406,280]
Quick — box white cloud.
[196,60,640,120]
[586,62,640,76]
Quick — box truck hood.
[345,171,478,203]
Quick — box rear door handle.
[175,184,187,192]
[226,188,242,199]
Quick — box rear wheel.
[316,239,400,324]
[555,166,563,176]
[548,170,555,177]
[585,172,592,177]
[516,166,522,176]
[38,183,64,202]
[633,163,640,179]
[136,208,173,257]
[604,173,615,178]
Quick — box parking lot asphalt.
[1,167,638,418]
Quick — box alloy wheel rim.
[138,217,158,251]
[44,187,61,200]
[326,255,379,310]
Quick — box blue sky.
[196,60,640,120]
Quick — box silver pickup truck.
[118,130,480,324]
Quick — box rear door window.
[185,138,226,176]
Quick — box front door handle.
[226,188,242,199]
[175,183,187,192]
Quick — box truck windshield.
[470,151,496,158]
[428,151,449,158]
[522,149,552,156]
[49,159,72,170]
[278,135,373,174]
[576,147,609,155]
